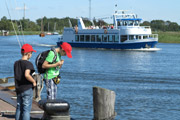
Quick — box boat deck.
[0,86,43,120]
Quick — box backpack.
[35,47,57,74]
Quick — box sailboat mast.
[54,22,56,32]
[23,3,25,19]
[41,17,44,32]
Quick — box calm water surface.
[0,35,180,120]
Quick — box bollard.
[38,99,70,120]
[93,86,116,120]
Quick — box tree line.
[0,16,180,33]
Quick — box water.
[0,35,180,120]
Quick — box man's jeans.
[15,88,33,120]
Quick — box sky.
[0,0,180,25]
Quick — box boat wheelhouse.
[57,10,158,50]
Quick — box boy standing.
[42,42,72,99]
[14,44,37,120]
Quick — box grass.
[155,31,180,43]
[8,31,40,35]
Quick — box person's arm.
[42,60,64,69]
[25,69,36,87]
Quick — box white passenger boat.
[57,10,158,50]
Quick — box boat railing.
[143,26,151,29]
[149,34,158,39]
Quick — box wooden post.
[93,86,116,120]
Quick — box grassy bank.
[8,31,40,35]
[155,31,180,43]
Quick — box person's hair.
[21,52,32,56]
[59,41,63,49]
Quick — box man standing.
[42,42,72,99]
[14,44,37,120]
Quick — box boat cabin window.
[129,35,134,40]
[96,35,101,42]
[135,21,139,26]
[143,35,148,39]
[75,35,79,42]
[85,35,90,42]
[102,35,108,42]
[112,35,115,42]
[80,35,84,42]
[136,35,138,40]
[129,21,134,26]
[121,35,127,42]
[115,35,119,42]
[91,35,95,42]
[108,35,113,42]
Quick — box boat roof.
[117,18,142,21]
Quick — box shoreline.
[0,31,180,44]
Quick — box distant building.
[2,30,9,36]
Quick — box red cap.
[21,44,36,53]
[60,42,72,58]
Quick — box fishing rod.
[5,0,23,48]
[14,0,26,44]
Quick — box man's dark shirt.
[14,59,35,94]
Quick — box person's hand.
[56,60,64,67]
[60,60,64,65]
[33,81,37,87]
[56,61,62,67]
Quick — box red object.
[60,42,72,58]
[21,44,36,53]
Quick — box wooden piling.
[93,86,116,120]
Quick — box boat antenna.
[5,0,22,48]
[115,4,118,13]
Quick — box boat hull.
[57,41,158,49]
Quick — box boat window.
[135,21,139,26]
[129,21,133,26]
[102,35,108,42]
[143,35,148,39]
[85,35,90,42]
[129,35,134,40]
[118,21,123,26]
[75,35,79,42]
[112,35,115,42]
[115,35,119,42]
[109,35,113,42]
[121,35,127,42]
[91,35,95,42]
[123,21,128,26]
[118,21,120,26]
[136,35,138,40]
[96,35,101,42]
[80,35,84,42]
[139,35,142,39]
[120,21,123,26]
